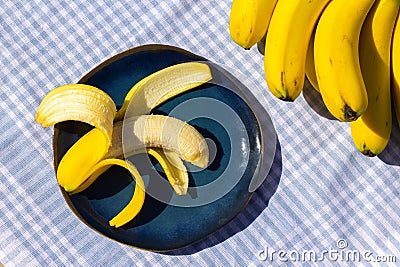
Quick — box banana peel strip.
[35,84,116,146]
[71,158,146,228]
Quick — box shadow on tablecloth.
[378,111,400,166]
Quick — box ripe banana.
[36,85,145,227]
[35,61,212,227]
[229,0,278,49]
[115,62,212,120]
[392,7,400,127]
[35,84,116,146]
[305,28,319,93]
[264,0,331,101]
[350,0,398,157]
[57,128,110,192]
[314,0,374,121]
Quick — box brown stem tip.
[344,105,359,121]
[279,96,294,102]
[362,150,376,157]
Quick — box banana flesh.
[350,0,398,157]
[123,115,209,168]
[314,0,374,122]
[115,62,212,120]
[229,0,278,49]
[392,7,400,127]
[112,62,210,194]
[35,62,211,227]
[104,121,192,195]
[264,0,331,101]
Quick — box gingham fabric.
[1,0,399,266]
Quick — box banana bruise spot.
[276,72,294,101]
[276,72,293,101]
[125,115,209,168]
[147,148,188,195]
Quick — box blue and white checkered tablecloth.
[1,0,399,266]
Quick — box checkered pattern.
[1,0,399,265]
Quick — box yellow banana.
[35,61,213,227]
[392,7,400,126]
[305,28,319,93]
[147,148,188,195]
[350,0,398,157]
[115,62,212,120]
[229,0,278,49]
[314,0,374,121]
[263,0,331,101]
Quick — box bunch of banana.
[35,62,212,227]
[229,0,400,157]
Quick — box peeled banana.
[122,115,209,168]
[350,0,399,157]
[36,62,212,227]
[229,0,278,49]
[392,7,400,127]
[314,0,374,121]
[115,62,212,120]
[147,148,188,195]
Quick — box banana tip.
[344,105,360,121]
[279,96,295,102]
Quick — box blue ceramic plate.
[53,44,276,251]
